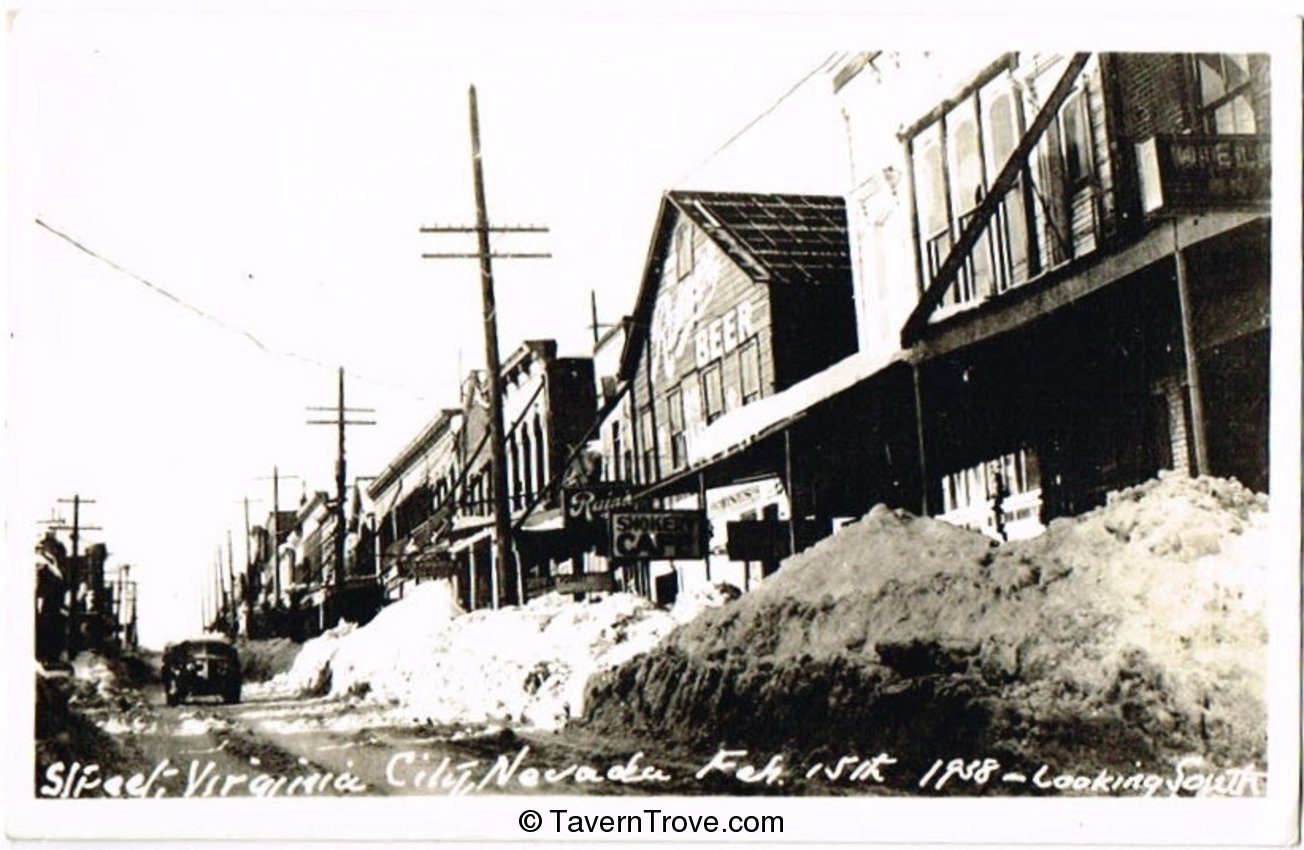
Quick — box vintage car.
[161,638,242,706]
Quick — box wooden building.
[592,191,862,596]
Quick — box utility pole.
[226,530,237,637]
[51,496,102,652]
[52,495,102,598]
[420,85,550,608]
[256,468,300,608]
[308,369,375,625]
[213,548,224,633]
[242,497,256,636]
[589,290,617,345]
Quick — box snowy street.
[42,680,795,798]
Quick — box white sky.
[5,9,851,647]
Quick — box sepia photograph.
[6,6,1300,845]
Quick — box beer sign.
[609,511,708,560]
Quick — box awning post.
[1173,219,1210,476]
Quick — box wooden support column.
[912,361,931,516]
[1172,219,1210,475]
[698,471,711,582]
[784,428,797,557]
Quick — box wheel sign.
[609,511,708,560]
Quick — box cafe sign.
[609,510,708,560]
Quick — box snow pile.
[236,637,303,682]
[259,581,721,730]
[670,582,742,623]
[63,652,158,737]
[68,653,122,706]
[257,620,359,697]
[582,474,1270,778]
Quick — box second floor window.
[668,387,687,469]
[701,363,725,423]
[1194,53,1267,135]
[739,338,762,405]
[908,57,1105,310]
[675,222,695,279]
[910,68,1034,306]
[640,408,656,481]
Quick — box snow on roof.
[685,348,906,468]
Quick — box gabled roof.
[619,190,853,379]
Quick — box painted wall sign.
[610,511,708,560]
[693,301,755,370]
[651,252,720,384]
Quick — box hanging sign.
[609,510,708,560]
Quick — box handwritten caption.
[38,747,1267,798]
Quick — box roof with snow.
[619,191,853,380]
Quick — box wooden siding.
[630,208,778,481]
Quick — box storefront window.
[939,448,1043,541]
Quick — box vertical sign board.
[610,511,708,560]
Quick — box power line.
[32,217,438,403]
[673,52,841,187]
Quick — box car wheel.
[224,684,242,705]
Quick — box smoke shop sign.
[610,511,708,560]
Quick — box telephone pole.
[420,85,550,608]
[51,495,102,650]
[308,368,375,624]
[213,548,224,633]
[256,467,300,607]
[53,495,101,587]
[226,530,237,636]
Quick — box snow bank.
[236,637,303,682]
[258,580,721,731]
[582,474,1270,779]
[257,620,359,697]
